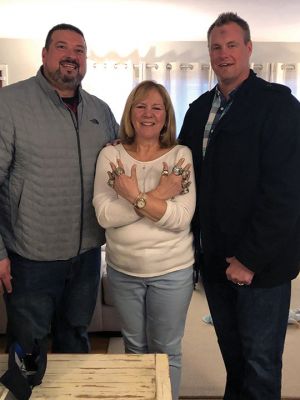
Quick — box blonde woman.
[93,80,196,399]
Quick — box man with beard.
[0,24,119,355]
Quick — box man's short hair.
[207,12,251,44]
[44,23,85,49]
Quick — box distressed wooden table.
[0,353,171,400]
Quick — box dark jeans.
[203,280,291,400]
[4,248,100,353]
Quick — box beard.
[44,59,85,92]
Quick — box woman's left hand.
[152,158,191,200]
[109,159,140,204]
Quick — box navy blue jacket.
[179,70,300,287]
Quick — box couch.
[0,246,121,334]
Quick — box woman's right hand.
[109,159,140,204]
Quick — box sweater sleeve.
[93,146,141,228]
[155,146,196,232]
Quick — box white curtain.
[84,60,216,133]
[83,60,300,133]
[271,63,300,100]
[140,62,217,133]
[251,62,300,100]
[250,62,272,80]
[83,60,136,123]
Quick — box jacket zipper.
[68,110,84,256]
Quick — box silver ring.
[181,187,189,195]
[237,282,245,286]
[107,178,115,187]
[161,169,169,176]
[172,165,183,176]
[181,180,191,189]
[182,170,190,180]
[113,167,125,176]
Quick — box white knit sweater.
[93,144,196,277]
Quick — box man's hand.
[105,139,121,147]
[0,257,12,294]
[226,256,254,286]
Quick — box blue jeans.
[203,280,291,400]
[5,248,100,353]
[107,266,194,400]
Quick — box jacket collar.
[35,66,83,107]
[212,69,256,97]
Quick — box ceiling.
[0,0,299,43]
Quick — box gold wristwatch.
[133,192,147,209]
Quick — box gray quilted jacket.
[0,68,119,261]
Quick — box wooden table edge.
[155,354,172,400]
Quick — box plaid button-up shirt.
[202,87,237,158]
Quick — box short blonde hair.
[120,80,177,148]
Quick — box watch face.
[136,197,146,209]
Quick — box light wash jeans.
[107,265,194,400]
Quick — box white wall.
[0,38,42,85]
[1,38,300,86]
